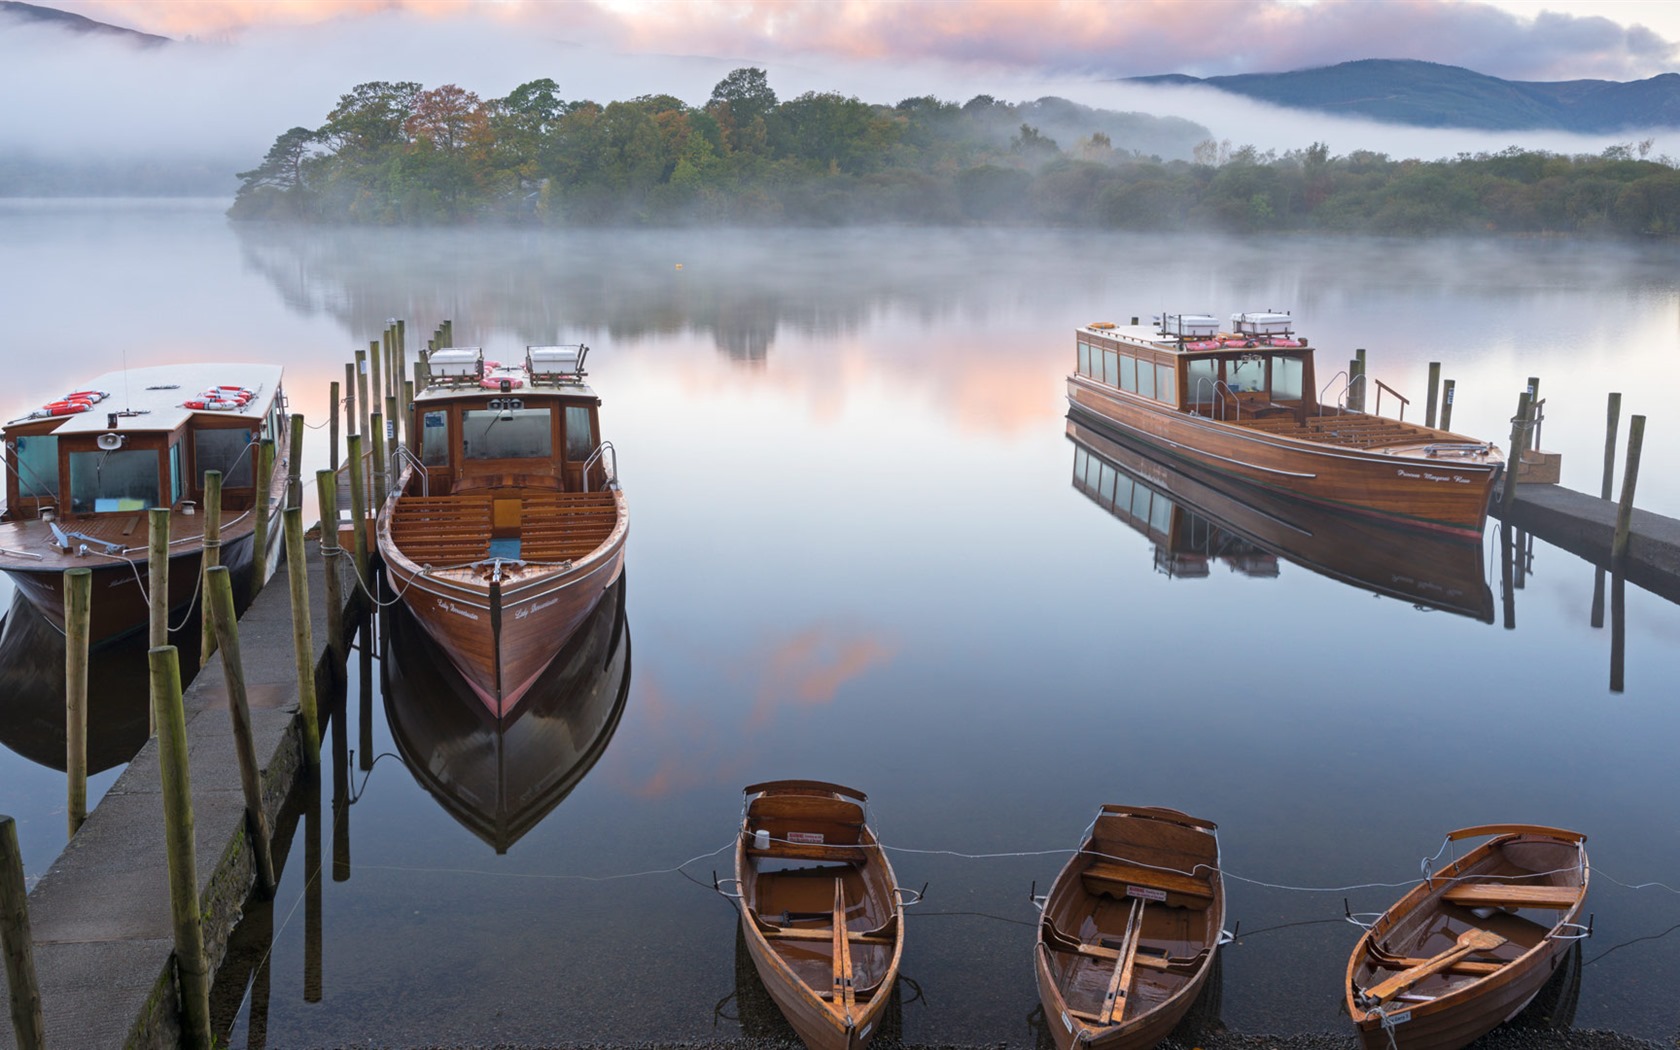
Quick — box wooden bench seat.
[1440,883,1581,910]
[1082,859,1214,909]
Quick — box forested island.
[229,69,1680,235]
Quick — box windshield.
[462,408,552,460]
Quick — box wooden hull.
[0,497,280,645]
[1068,378,1502,538]
[1068,417,1494,621]
[733,782,903,1050]
[1035,806,1224,1050]
[378,486,628,721]
[383,576,630,852]
[1345,826,1589,1050]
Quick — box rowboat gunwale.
[1034,804,1225,1050]
[731,780,905,1050]
[1343,825,1589,1050]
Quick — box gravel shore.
[388,1032,1668,1050]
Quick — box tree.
[320,81,422,154]
[708,67,777,154]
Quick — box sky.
[3,0,1677,169]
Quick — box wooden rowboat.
[1068,313,1504,538]
[377,344,627,720]
[1034,805,1226,1050]
[0,363,288,643]
[1345,825,1590,1050]
[726,781,908,1050]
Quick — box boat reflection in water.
[0,591,167,773]
[1068,416,1495,622]
[382,576,631,853]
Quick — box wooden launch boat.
[0,363,288,643]
[377,344,627,720]
[1345,825,1590,1050]
[727,781,907,1050]
[1034,805,1225,1050]
[1067,313,1503,538]
[1068,416,1495,621]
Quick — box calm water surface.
[1,202,1678,1046]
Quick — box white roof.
[4,362,283,434]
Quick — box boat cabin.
[408,345,610,497]
[1075,312,1317,423]
[2,364,285,526]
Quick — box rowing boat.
[1345,825,1590,1050]
[1034,805,1226,1050]
[727,781,908,1050]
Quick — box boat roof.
[415,347,599,405]
[1079,321,1311,357]
[3,363,283,434]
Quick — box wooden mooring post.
[329,379,341,472]
[370,411,388,507]
[1591,393,1622,629]
[251,439,275,601]
[288,413,305,511]
[1424,362,1441,429]
[1439,379,1456,432]
[1611,415,1646,568]
[149,644,214,1050]
[354,350,371,452]
[314,469,347,665]
[284,507,320,767]
[65,567,91,837]
[345,433,370,589]
[1502,390,1532,513]
[204,567,278,899]
[368,340,383,442]
[200,471,223,667]
[148,506,170,651]
[1,815,45,1050]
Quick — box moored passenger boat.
[0,363,288,642]
[1345,825,1589,1050]
[1067,313,1503,538]
[376,344,627,720]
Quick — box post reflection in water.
[1067,417,1496,622]
[381,575,632,854]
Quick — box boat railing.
[1372,379,1410,422]
[581,441,618,493]
[390,444,429,497]
[1193,377,1242,421]
[1320,370,1360,415]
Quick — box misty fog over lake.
[1,200,1677,1046]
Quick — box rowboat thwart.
[377,343,627,720]
[1035,805,1226,1050]
[727,781,910,1050]
[1067,312,1504,538]
[0,363,288,642]
[1345,825,1590,1050]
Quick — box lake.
[1,201,1677,1047]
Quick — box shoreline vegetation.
[229,70,1680,236]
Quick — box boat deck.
[1227,411,1472,452]
[388,489,618,567]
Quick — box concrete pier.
[1495,484,1680,604]
[0,542,358,1050]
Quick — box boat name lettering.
[1387,1011,1411,1025]
[514,596,561,620]
[1126,885,1168,902]
[1060,1011,1073,1033]
[436,598,481,621]
[787,831,825,844]
[1396,468,1473,485]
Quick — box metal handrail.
[1193,376,1241,421]
[581,440,618,493]
[1320,371,1365,416]
[389,444,429,497]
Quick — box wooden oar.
[1360,928,1506,1007]
[831,880,856,1018]
[1097,898,1145,1026]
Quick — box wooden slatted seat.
[519,492,618,561]
[1440,883,1581,910]
[1082,859,1214,909]
[390,495,492,564]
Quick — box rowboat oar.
[1097,898,1145,1025]
[1359,928,1506,1007]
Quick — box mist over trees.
[229,69,1680,236]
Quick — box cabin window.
[1149,494,1174,534]
[421,411,450,467]
[1155,363,1175,404]
[565,406,595,461]
[1113,474,1133,515]
[1077,342,1091,376]
[196,429,255,488]
[1136,358,1156,400]
[1130,483,1152,522]
[1118,354,1137,393]
[1273,356,1304,400]
[69,448,160,512]
[12,435,59,499]
[1099,350,1116,387]
[1186,359,1218,404]
[1073,447,1087,482]
[1083,452,1100,491]
[462,408,552,460]
[1229,356,1266,394]
[1098,463,1116,507]
[169,443,183,504]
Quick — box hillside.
[1130,59,1680,132]
[0,0,168,45]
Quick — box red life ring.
[64,390,107,403]
[481,375,523,390]
[44,401,89,414]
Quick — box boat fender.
[65,390,109,403]
[43,401,90,415]
[754,828,770,850]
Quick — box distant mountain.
[1130,59,1680,132]
[0,1,168,46]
